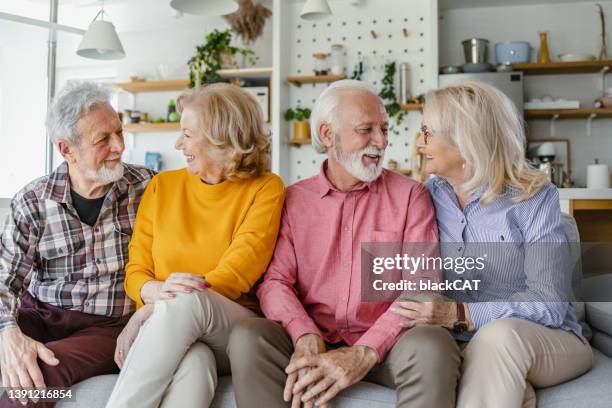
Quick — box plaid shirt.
[0,162,155,330]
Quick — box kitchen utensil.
[558,53,596,62]
[587,159,611,188]
[440,65,462,74]
[495,41,530,64]
[462,38,489,64]
[462,63,492,73]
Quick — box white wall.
[439,1,612,186]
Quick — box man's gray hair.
[310,79,386,154]
[46,81,112,145]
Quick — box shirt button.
[458,247,463,252]
[95,258,101,264]
[95,227,100,232]
[85,301,90,307]
[461,219,465,224]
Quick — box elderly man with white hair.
[0,82,154,407]
[228,80,461,408]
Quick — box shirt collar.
[433,176,516,206]
[317,159,380,198]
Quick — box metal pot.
[462,38,489,64]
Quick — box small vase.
[538,31,551,64]
[293,121,311,141]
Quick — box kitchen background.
[1,0,612,274]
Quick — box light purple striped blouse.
[425,176,583,340]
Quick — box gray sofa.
[58,275,612,408]
[0,208,610,407]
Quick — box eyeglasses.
[420,124,434,145]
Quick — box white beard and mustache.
[333,134,385,182]
[83,157,124,184]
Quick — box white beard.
[83,161,124,184]
[333,136,384,182]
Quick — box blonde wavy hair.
[423,80,548,204]
[177,83,270,181]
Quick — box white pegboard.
[285,0,438,183]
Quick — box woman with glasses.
[390,81,592,408]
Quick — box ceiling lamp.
[76,5,125,60]
[300,0,332,20]
[169,0,239,16]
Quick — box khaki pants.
[105,290,255,408]
[228,318,461,408]
[457,318,593,408]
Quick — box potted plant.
[187,29,257,87]
[284,107,312,141]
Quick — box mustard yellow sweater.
[125,168,285,308]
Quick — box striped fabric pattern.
[425,176,583,340]
[0,162,155,329]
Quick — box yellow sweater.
[125,168,285,308]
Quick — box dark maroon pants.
[0,292,131,408]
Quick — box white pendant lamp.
[76,7,125,60]
[169,0,239,16]
[300,0,332,21]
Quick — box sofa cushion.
[33,350,612,408]
[591,330,612,358]
[586,302,612,338]
[536,349,612,408]
[56,375,396,408]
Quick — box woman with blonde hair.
[105,83,285,407]
[391,80,592,408]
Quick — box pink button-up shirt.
[257,162,439,361]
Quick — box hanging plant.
[378,61,405,134]
[224,0,272,45]
[187,29,257,88]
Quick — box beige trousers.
[105,290,256,408]
[457,318,593,408]
[228,318,462,408]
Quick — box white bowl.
[558,53,596,62]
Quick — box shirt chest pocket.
[38,232,80,262]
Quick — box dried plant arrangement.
[598,4,609,60]
[224,0,272,45]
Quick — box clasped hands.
[284,334,378,408]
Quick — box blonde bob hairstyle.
[423,80,548,204]
[177,83,270,181]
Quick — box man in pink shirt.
[229,80,460,408]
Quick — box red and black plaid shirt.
[0,162,155,329]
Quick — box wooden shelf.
[116,80,189,93]
[512,60,612,75]
[524,108,612,119]
[115,68,273,93]
[124,123,180,133]
[400,103,423,112]
[287,74,346,86]
[219,67,272,78]
[287,138,311,147]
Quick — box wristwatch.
[452,303,468,334]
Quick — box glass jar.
[313,52,329,76]
[330,44,345,76]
